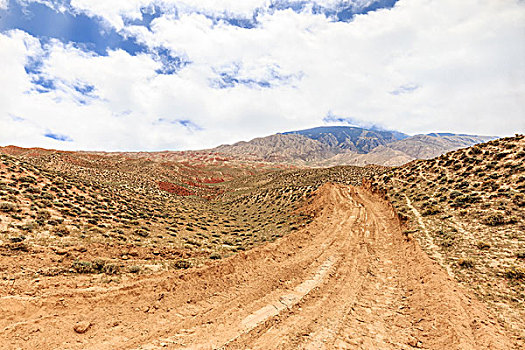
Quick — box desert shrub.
[70,258,119,274]
[458,258,475,268]
[41,192,54,200]
[504,266,525,280]
[482,213,506,226]
[71,260,95,274]
[172,259,192,269]
[52,224,70,237]
[456,181,469,189]
[0,202,17,212]
[19,175,37,184]
[35,210,50,222]
[128,265,141,273]
[476,241,491,250]
[449,191,462,199]
[512,194,525,207]
[469,147,482,155]
[92,259,107,272]
[422,205,441,216]
[453,194,481,208]
[103,263,120,275]
[9,235,26,243]
[134,229,149,237]
[494,152,510,160]
[439,233,456,248]
[209,252,222,260]
[21,221,38,232]
[47,219,62,226]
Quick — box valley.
[0,129,523,349]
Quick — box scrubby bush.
[71,260,95,273]
[0,202,17,212]
[482,213,506,226]
[103,263,120,275]
[469,147,482,155]
[504,266,525,280]
[128,265,141,273]
[52,224,70,237]
[476,241,491,250]
[71,259,120,274]
[92,259,107,271]
[512,194,525,207]
[422,205,441,216]
[134,228,149,237]
[172,259,192,269]
[458,258,475,268]
[209,252,222,260]
[19,176,37,184]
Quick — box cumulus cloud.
[1,0,524,151]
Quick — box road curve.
[0,184,514,349]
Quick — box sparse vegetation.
[504,266,525,280]
[1,136,522,346]
[368,134,525,340]
[458,258,475,268]
[173,259,192,269]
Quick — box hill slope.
[368,134,525,342]
[0,183,515,349]
[322,133,495,166]
[213,133,337,162]
[0,136,521,348]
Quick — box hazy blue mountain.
[283,126,408,153]
[212,126,495,166]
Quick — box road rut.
[0,184,514,349]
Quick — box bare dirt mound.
[0,184,515,349]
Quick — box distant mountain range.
[212,126,496,166]
[0,126,497,168]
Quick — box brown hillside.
[0,137,521,349]
[368,134,525,343]
[211,130,494,166]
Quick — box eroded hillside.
[0,149,381,285]
[368,134,525,341]
[212,126,494,166]
[0,138,522,349]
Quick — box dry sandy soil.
[0,184,516,349]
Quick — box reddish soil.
[157,181,195,196]
[0,184,515,349]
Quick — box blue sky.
[0,0,524,151]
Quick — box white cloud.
[68,0,269,30]
[167,0,270,17]
[70,0,154,30]
[1,0,524,151]
[0,0,8,10]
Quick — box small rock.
[73,321,91,334]
[152,250,160,255]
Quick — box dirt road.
[0,184,515,349]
